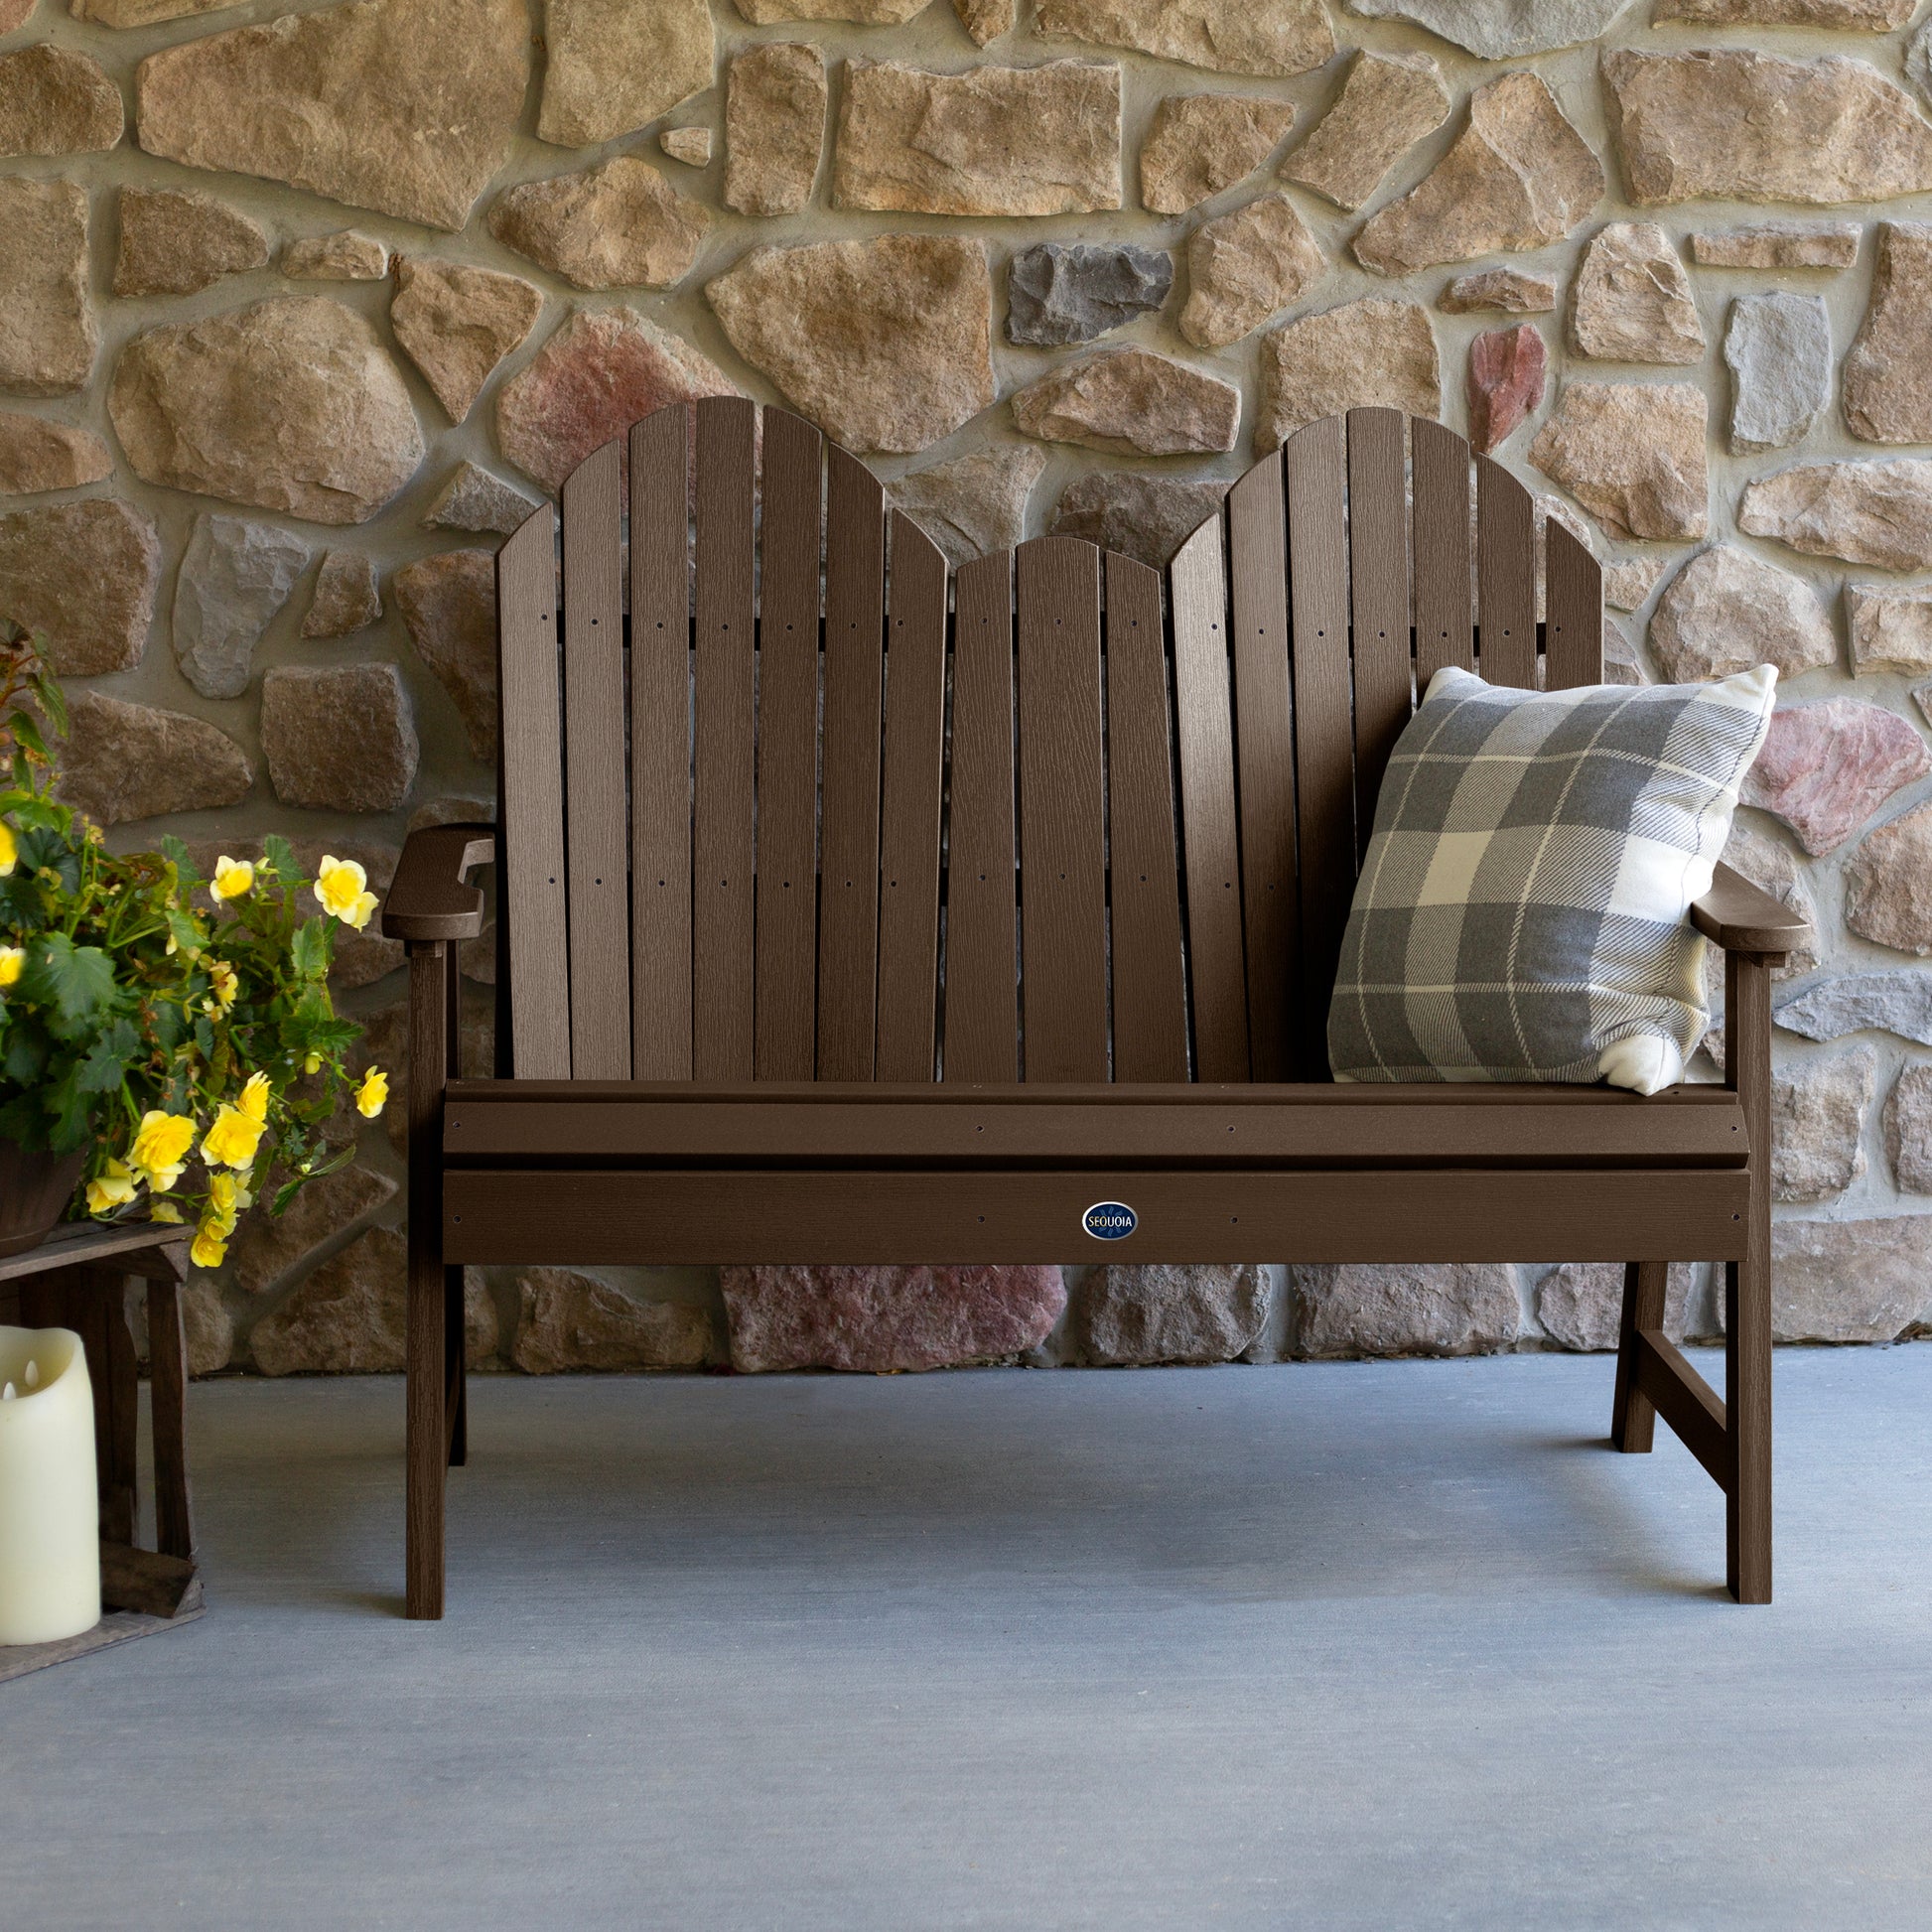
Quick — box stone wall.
[3,0,1931,1376]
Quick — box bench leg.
[445,1263,467,1469]
[1726,949,1774,1605]
[404,939,451,1621]
[1610,1261,1667,1452]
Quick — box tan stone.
[1295,1262,1520,1357]
[1537,1262,1698,1350]
[228,1164,396,1297]
[1439,268,1557,316]
[1715,814,1820,981]
[497,307,739,490]
[1568,222,1703,365]
[70,0,243,22]
[1689,224,1860,270]
[891,445,1045,570]
[1849,583,1932,675]
[724,43,825,215]
[1649,546,1835,685]
[540,0,711,148]
[954,0,1016,41]
[282,230,386,281]
[0,413,111,495]
[1656,0,1913,25]
[1844,223,1932,445]
[423,463,540,537]
[302,550,381,638]
[1528,382,1708,542]
[1601,554,1671,612]
[181,1280,233,1378]
[1604,49,1932,208]
[0,0,30,23]
[1280,50,1449,212]
[262,664,418,813]
[0,498,159,676]
[1012,347,1239,458]
[1050,473,1226,570]
[709,236,993,456]
[511,1270,716,1372]
[0,177,93,396]
[1256,297,1439,452]
[1035,0,1332,78]
[1738,459,1932,571]
[389,258,542,428]
[659,125,711,167]
[489,157,710,292]
[55,692,251,827]
[737,0,925,17]
[1845,801,1932,955]
[1770,1216,1932,1343]
[1139,92,1297,215]
[1884,1064,1932,1193]
[0,45,122,156]
[109,296,424,524]
[835,60,1121,216]
[114,187,266,298]
[135,0,527,232]
[1071,1263,1271,1365]
[1179,194,1326,349]
[1353,73,1603,278]
[1771,1047,1875,1204]
[393,550,496,760]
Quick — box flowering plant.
[0,622,386,1268]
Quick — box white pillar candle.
[0,1325,100,1646]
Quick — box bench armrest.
[381,823,494,943]
[1689,861,1810,957]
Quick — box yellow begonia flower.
[237,1070,271,1124]
[0,818,15,877]
[205,1171,240,1229]
[355,1067,389,1119]
[85,1160,139,1216]
[202,1104,266,1171]
[189,1225,227,1270]
[130,1111,196,1190]
[304,1051,322,1075]
[204,960,238,1016]
[315,856,378,930]
[149,1201,184,1225]
[0,944,23,989]
[210,856,254,901]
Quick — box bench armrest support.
[382,824,495,944]
[1690,861,1809,958]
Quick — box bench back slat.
[1476,454,1538,693]
[1345,406,1411,866]
[1544,518,1604,692]
[1412,416,1473,687]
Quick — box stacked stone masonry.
[0,0,1928,1375]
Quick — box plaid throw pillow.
[1328,664,1777,1095]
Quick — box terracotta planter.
[0,1141,87,1260]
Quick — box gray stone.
[1049,473,1227,570]
[835,59,1122,216]
[1007,243,1172,348]
[1012,347,1240,458]
[109,297,425,525]
[1844,223,1932,445]
[1569,222,1703,365]
[1603,49,1932,208]
[281,230,386,281]
[1743,700,1931,856]
[0,177,93,396]
[511,1270,716,1373]
[55,692,252,828]
[1846,801,1932,956]
[1771,1047,1875,1203]
[1295,1262,1520,1358]
[1602,617,1645,686]
[1777,972,1932,1048]
[1600,554,1671,611]
[1035,0,1332,78]
[172,513,309,700]
[659,126,711,168]
[1536,1261,1697,1350]
[0,412,112,496]
[1647,546,1834,686]
[1071,1263,1271,1365]
[134,0,528,232]
[1715,814,1821,982]
[1848,583,1932,676]
[0,45,123,156]
[1919,682,1932,732]
[891,446,1045,569]
[539,0,711,149]
[1256,296,1439,452]
[488,157,711,292]
[261,664,418,813]
[1770,1217,1932,1343]
[1911,16,1932,113]
[389,258,542,428]
[0,498,159,676]
[1280,49,1449,212]
[393,549,496,761]
[1139,91,1298,214]
[301,550,380,638]
[180,1281,233,1378]
[1884,1064,1932,1193]
[1180,194,1327,349]
[1343,0,1636,58]
[1739,460,1932,571]
[1690,224,1860,270]
[1658,0,1913,25]
[708,237,993,457]
[1724,293,1830,455]
[724,43,826,217]
[228,1164,396,1297]
[423,462,541,537]
[114,187,268,298]
[1527,381,1708,542]
[1440,268,1557,315]
[1352,73,1603,278]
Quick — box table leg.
[147,1279,195,1562]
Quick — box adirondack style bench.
[384,401,1808,1620]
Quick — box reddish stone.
[720,1264,1064,1373]
[1741,699,1932,856]
[1466,322,1545,454]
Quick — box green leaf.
[2,1025,47,1085]
[261,833,298,883]
[271,1140,356,1215]
[29,673,67,741]
[6,712,46,762]
[290,916,332,981]
[74,1016,140,1093]
[21,932,122,1039]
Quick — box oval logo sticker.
[1082,1200,1138,1241]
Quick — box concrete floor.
[4,1350,1931,1931]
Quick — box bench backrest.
[491,400,1603,1086]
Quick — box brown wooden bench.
[384,402,1808,1620]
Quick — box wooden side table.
[0,1220,204,1679]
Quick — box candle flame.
[23,1360,37,1389]
[1,1383,12,1401]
